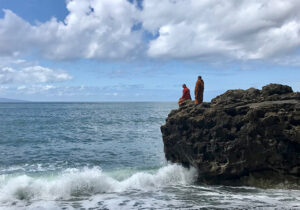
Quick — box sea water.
[0,102,299,209]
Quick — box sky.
[0,0,299,102]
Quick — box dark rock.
[261,83,293,96]
[161,84,300,188]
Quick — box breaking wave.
[0,164,197,203]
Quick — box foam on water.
[0,164,197,205]
[1,165,300,209]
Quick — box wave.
[0,164,197,203]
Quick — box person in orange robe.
[178,84,192,105]
[195,76,204,104]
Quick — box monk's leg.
[199,91,203,103]
[178,98,184,105]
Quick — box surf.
[0,164,197,203]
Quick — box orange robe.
[195,79,204,104]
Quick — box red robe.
[181,87,192,100]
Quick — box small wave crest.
[0,164,197,203]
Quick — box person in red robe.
[178,84,192,105]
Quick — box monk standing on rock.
[178,84,191,105]
[195,76,204,104]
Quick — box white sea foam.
[0,164,197,204]
[1,165,299,209]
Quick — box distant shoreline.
[0,98,28,102]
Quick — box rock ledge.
[161,84,300,187]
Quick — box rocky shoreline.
[161,84,300,188]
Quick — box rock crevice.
[161,84,300,187]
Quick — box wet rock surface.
[161,84,300,187]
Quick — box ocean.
[0,102,299,209]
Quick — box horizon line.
[0,101,179,103]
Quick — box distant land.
[0,98,28,102]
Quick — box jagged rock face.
[161,84,300,187]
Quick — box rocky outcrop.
[161,84,300,187]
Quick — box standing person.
[195,76,204,104]
[178,84,192,105]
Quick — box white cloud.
[0,0,142,60]
[142,0,300,60]
[0,0,300,62]
[272,55,300,66]
[17,85,26,90]
[14,85,56,94]
[0,57,36,69]
[0,65,72,84]
[0,85,8,92]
